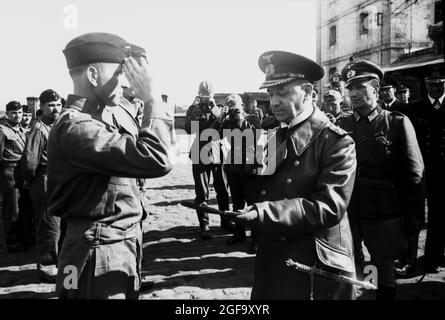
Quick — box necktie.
[433,99,441,110]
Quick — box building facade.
[316,0,441,95]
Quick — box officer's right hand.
[123,57,153,103]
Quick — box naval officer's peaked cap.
[258,51,324,89]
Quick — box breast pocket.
[4,132,23,154]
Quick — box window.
[359,12,369,34]
[329,26,337,46]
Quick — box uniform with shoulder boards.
[337,59,425,299]
[0,101,27,253]
[230,51,358,300]
[401,69,445,273]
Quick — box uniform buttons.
[286,178,292,184]
[261,190,267,196]
[294,160,300,166]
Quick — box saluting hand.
[123,56,153,103]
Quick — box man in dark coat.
[231,51,357,300]
[401,70,445,273]
[337,59,425,299]
[379,77,407,112]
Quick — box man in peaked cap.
[22,89,62,282]
[0,101,27,253]
[337,59,425,299]
[379,76,406,112]
[328,71,352,112]
[398,85,411,104]
[228,51,357,300]
[401,69,445,274]
[48,32,173,299]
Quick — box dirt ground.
[0,130,444,300]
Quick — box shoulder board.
[326,122,348,136]
[390,110,405,118]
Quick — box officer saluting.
[48,32,173,299]
[337,59,425,299]
[231,51,357,300]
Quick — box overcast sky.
[0,0,316,109]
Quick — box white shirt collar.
[280,105,314,129]
[387,98,396,107]
[428,94,445,105]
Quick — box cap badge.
[265,64,275,76]
[347,69,355,79]
[332,76,340,82]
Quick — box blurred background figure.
[398,85,411,104]
[21,105,33,132]
[0,101,26,253]
[185,81,231,240]
[244,95,263,128]
[328,72,352,113]
[220,94,259,252]
[312,87,319,108]
[321,89,347,123]
[379,76,406,112]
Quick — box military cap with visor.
[425,70,445,84]
[341,59,384,88]
[258,51,324,89]
[380,76,398,90]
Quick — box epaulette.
[390,110,405,118]
[326,121,348,136]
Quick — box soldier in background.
[185,81,231,240]
[16,105,35,249]
[0,101,27,253]
[21,105,33,132]
[337,59,425,299]
[328,72,352,113]
[402,70,445,274]
[321,89,348,123]
[379,77,406,112]
[22,89,62,282]
[244,95,263,128]
[398,85,411,104]
[220,94,260,252]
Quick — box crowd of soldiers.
[0,31,444,300]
